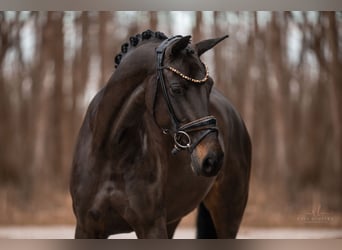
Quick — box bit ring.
[174,131,191,149]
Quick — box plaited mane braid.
[114,30,168,68]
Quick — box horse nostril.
[202,152,224,176]
[203,156,216,174]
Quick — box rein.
[156,36,219,155]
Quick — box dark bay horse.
[70,30,251,239]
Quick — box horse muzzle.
[166,115,223,177]
[190,133,224,177]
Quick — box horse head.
[146,34,228,177]
[93,31,227,177]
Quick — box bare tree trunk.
[0,13,13,183]
[192,12,203,42]
[72,12,90,128]
[0,12,21,184]
[267,13,290,183]
[325,12,342,206]
[242,12,258,138]
[213,12,224,90]
[0,62,16,183]
[326,12,342,164]
[28,12,51,193]
[149,11,158,31]
[98,12,111,87]
[252,31,275,182]
[46,12,65,180]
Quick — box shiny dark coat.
[70,31,251,238]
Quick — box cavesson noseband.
[156,36,219,155]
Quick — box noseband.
[156,36,219,155]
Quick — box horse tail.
[196,202,217,238]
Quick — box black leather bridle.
[156,36,219,155]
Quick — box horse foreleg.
[196,202,217,238]
[166,219,181,239]
[75,223,87,239]
[203,172,249,239]
[74,222,109,239]
[203,193,246,238]
[133,216,168,239]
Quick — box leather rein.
[156,36,219,155]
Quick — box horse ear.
[195,35,229,57]
[171,35,192,55]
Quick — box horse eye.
[170,84,184,96]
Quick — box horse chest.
[164,161,216,221]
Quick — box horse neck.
[92,43,158,151]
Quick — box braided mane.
[114,30,168,68]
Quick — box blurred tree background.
[0,11,341,226]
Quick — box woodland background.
[0,11,341,227]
